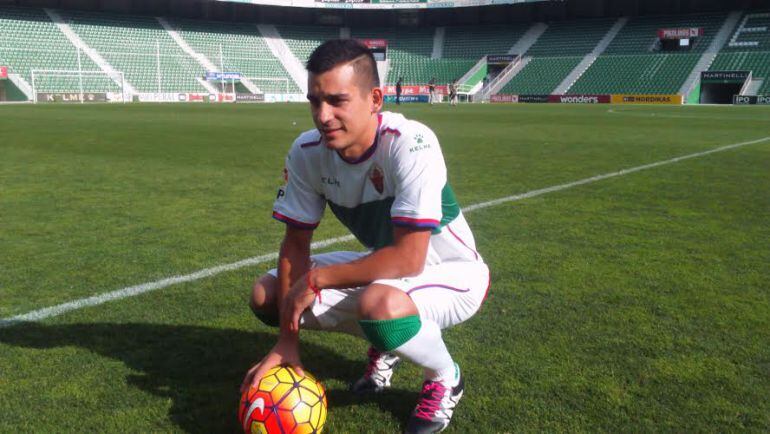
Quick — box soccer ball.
[239,365,327,434]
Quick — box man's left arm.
[310,226,431,290]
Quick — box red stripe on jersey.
[392,216,440,228]
[381,127,401,137]
[272,211,319,229]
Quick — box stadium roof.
[217,0,550,9]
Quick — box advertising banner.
[701,71,750,84]
[0,66,7,79]
[205,72,242,81]
[517,94,550,103]
[486,55,517,65]
[550,94,610,104]
[490,94,518,103]
[236,93,266,102]
[358,39,387,48]
[383,84,448,95]
[37,92,107,103]
[611,94,683,104]
[658,28,704,40]
[178,93,214,102]
[733,95,770,105]
[384,95,429,103]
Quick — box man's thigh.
[375,261,490,330]
[310,260,489,333]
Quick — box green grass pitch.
[1,102,769,433]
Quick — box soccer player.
[241,39,489,434]
[396,76,403,105]
[428,77,436,105]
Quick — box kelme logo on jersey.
[370,165,384,194]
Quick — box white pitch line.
[2,136,769,328]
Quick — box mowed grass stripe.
[2,134,768,329]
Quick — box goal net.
[244,77,292,95]
[31,69,127,103]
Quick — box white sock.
[392,319,457,384]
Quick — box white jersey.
[273,111,481,266]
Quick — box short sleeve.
[390,126,446,230]
[272,142,325,229]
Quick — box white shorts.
[267,251,490,336]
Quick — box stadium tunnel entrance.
[699,71,751,104]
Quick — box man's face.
[307,62,378,151]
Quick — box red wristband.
[307,272,322,303]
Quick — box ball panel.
[259,374,281,393]
[249,421,270,434]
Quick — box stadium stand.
[711,11,770,94]
[499,18,615,94]
[443,24,529,60]
[0,6,117,94]
[3,4,769,100]
[570,12,727,94]
[350,26,441,84]
[56,9,207,93]
[166,18,301,93]
[278,25,339,66]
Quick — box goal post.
[244,77,291,95]
[31,69,127,103]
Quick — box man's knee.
[358,284,418,320]
[358,284,421,352]
[250,274,279,327]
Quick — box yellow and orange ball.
[239,366,327,434]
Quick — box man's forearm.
[277,238,311,313]
[312,243,423,290]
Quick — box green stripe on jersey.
[328,197,396,250]
[327,183,461,250]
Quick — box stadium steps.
[478,23,548,99]
[743,78,764,95]
[278,24,339,65]
[558,17,628,94]
[258,24,307,94]
[432,27,445,59]
[481,56,532,98]
[679,10,744,96]
[162,18,299,94]
[7,73,33,99]
[457,57,488,94]
[157,17,260,95]
[714,11,770,94]
[55,13,134,97]
[501,56,581,95]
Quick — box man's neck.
[337,114,379,161]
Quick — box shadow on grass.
[0,322,416,433]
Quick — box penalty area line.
[1,135,768,329]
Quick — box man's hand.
[240,336,304,394]
[282,272,318,333]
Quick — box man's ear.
[371,87,383,113]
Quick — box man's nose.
[317,102,334,125]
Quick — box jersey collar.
[336,113,382,165]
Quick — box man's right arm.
[276,225,314,329]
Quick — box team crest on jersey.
[369,165,384,194]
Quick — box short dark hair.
[306,39,380,90]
